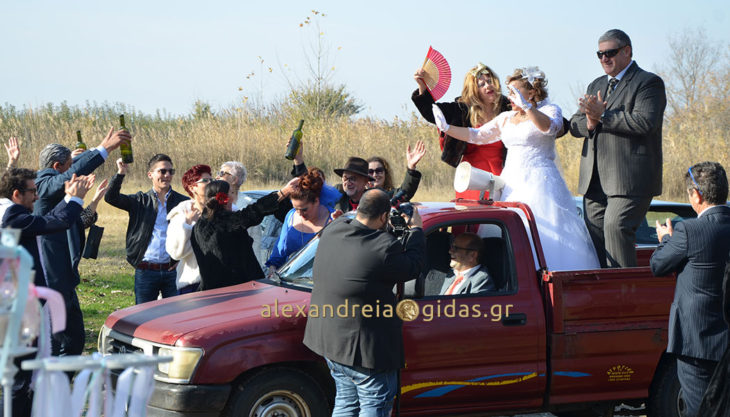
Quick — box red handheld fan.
[421,46,451,101]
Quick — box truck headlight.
[156,346,203,381]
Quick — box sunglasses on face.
[688,167,703,196]
[154,168,175,176]
[596,47,623,59]
[196,177,212,184]
[368,168,385,175]
[219,170,233,177]
[450,244,477,252]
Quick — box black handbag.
[82,224,104,259]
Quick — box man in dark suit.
[650,162,730,417]
[570,29,666,268]
[34,127,130,356]
[440,232,495,295]
[303,189,425,416]
[0,168,93,417]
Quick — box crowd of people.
[0,27,728,417]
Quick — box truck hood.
[104,281,311,347]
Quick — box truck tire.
[223,368,330,417]
[647,357,681,417]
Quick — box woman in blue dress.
[266,168,334,273]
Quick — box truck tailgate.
[543,268,675,405]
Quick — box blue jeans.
[325,358,397,417]
[134,268,177,304]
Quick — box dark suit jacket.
[570,62,666,197]
[303,217,425,370]
[2,200,83,288]
[650,205,730,361]
[34,149,105,294]
[439,265,495,295]
[104,173,188,267]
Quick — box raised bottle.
[75,130,87,150]
[119,114,134,164]
[284,120,305,160]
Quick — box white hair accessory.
[520,66,545,87]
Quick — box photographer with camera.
[303,188,425,416]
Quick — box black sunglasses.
[154,168,175,175]
[596,47,624,59]
[368,168,385,175]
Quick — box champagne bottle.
[75,130,87,150]
[119,114,134,164]
[284,120,305,160]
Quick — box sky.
[2,0,728,120]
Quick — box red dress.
[440,129,505,200]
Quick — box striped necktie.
[605,77,618,101]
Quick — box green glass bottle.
[119,114,134,164]
[284,120,305,160]
[75,130,87,150]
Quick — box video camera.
[389,190,414,241]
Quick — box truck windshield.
[276,236,319,289]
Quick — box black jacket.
[191,191,283,290]
[2,199,83,288]
[303,217,425,370]
[105,173,189,267]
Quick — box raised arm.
[104,159,134,212]
[432,105,501,145]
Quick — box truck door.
[399,221,547,415]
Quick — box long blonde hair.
[458,64,502,126]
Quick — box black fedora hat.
[334,157,375,181]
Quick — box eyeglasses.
[450,244,477,252]
[23,188,38,195]
[154,168,175,176]
[196,177,212,184]
[342,175,359,183]
[219,170,233,177]
[596,46,624,60]
[688,167,703,196]
[477,76,495,88]
[368,168,385,175]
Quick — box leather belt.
[137,261,177,271]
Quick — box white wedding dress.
[467,101,600,271]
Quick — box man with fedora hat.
[334,157,375,212]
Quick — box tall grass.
[1,100,728,203]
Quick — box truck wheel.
[224,368,330,417]
[647,357,681,417]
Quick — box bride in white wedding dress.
[434,67,600,271]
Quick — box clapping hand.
[508,85,533,111]
[91,179,109,205]
[579,92,606,130]
[64,174,96,200]
[432,105,450,132]
[406,140,426,170]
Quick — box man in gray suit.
[650,162,730,417]
[440,233,495,295]
[570,29,666,268]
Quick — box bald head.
[356,189,390,221]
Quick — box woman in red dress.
[412,63,511,199]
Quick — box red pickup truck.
[99,200,694,417]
